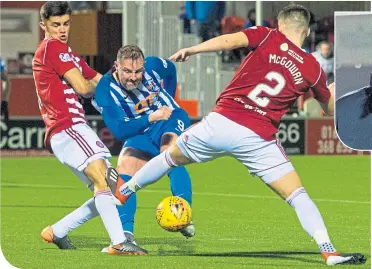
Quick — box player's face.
[40,15,70,43]
[115,58,144,91]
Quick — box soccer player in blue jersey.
[93,45,194,251]
[40,45,194,253]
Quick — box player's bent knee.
[268,170,303,200]
[160,133,178,152]
[84,158,110,190]
[167,144,192,166]
[285,187,307,205]
[117,154,148,176]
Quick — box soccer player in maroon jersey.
[118,5,366,265]
[33,1,146,255]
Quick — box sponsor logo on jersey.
[280,43,288,52]
[59,53,72,62]
[287,49,304,64]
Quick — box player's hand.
[149,106,172,123]
[169,48,195,62]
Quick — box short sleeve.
[78,56,97,80]
[241,26,271,50]
[44,40,76,76]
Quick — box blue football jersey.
[94,56,179,120]
[93,56,181,141]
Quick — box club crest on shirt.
[96,141,105,148]
[280,43,289,52]
[59,53,72,62]
[144,78,160,92]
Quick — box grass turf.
[1,156,370,269]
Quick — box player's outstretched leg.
[101,174,145,253]
[168,166,195,238]
[119,145,191,197]
[85,159,147,255]
[41,197,98,249]
[268,170,366,266]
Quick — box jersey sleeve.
[44,40,76,77]
[240,26,271,50]
[145,56,177,98]
[95,77,151,141]
[310,64,330,104]
[78,56,97,80]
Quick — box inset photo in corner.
[335,12,372,150]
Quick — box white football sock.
[94,190,125,245]
[52,198,98,238]
[121,150,175,194]
[286,187,336,251]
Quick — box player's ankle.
[318,242,337,253]
[313,230,331,245]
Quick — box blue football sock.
[116,174,136,234]
[168,166,192,207]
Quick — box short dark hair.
[117,45,145,61]
[360,74,372,118]
[40,1,72,20]
[277,4,310,29]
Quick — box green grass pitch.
[1,156,370,269]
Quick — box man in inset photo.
[335,12,372,150]
[336,73,372,149]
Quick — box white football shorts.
[50,123,112,189]
[176,112,294,184]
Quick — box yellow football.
[156,196,192,232]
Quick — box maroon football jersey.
[213,26,330,141]
[33,39,97,149]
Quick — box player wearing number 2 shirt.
[117,4,366,266]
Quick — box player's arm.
[95,79,171,140]
[169,26,270,62]
[79,57,102,96]
[63,68,93,97]
[311,68,334,116]
[319,82,335,116]
[169,32,248,62]
[101,103,151,141]
[101,105,173,140]
[145,56,177,97]
[45,41,97,98]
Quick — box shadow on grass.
[159,250,323,265]
[65,236,324,265]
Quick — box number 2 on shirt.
[247,71,286,107]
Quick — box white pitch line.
[141,189,370,205]
[1,182,370,205]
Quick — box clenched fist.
[149,106,172,123]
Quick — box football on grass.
[156,196,192,232]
